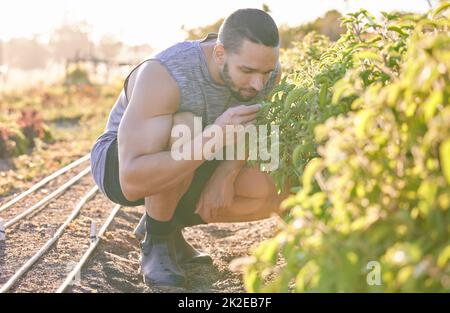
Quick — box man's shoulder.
[125,60,180,115]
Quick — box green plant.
[245,3,450,292]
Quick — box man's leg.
[144,111,196,222]
[140,112,210,288]
[202,165,290,223]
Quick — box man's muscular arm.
[118,61,213,201]
[118,61,260,201]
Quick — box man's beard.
[219,62,258,102]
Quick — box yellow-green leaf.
[437,245,450,268]
[440,138,450,184]
[292,145,303,166]
[353,51,383,62]
[302,158,323,192]
[432,2,450,18]
[388,25,407,36]
[285,87,306,109]
[423,91,442,121]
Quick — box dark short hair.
[218,8,279,54]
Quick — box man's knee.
[145,171,194,206]
[235,167,278,200]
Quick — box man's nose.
[249,74,264,92]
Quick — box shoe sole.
[143,275,187,289]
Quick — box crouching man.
[90,8,289,288]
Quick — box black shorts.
[103,137,222,225]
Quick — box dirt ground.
[0,160,282,293]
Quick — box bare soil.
[1,160,281,293]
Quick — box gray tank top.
[90,32,280,196]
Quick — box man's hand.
[214,103,261,128]
[213,103,261,146]
[195,160,244,222]
[195,171,234,223]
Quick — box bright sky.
[0,0,435,50]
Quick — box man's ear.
[213,43,226,66]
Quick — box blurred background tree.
[49,21,93,61]
[5,35,50,70]
[182,19,224,41]
[182,4,345,49]
[97,35,123,61]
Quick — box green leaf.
[423,91,442,121]
[367,35,382,44]
[302,158,323,192]
[381,11,399,21]
[355,110,372,139]
[387,26,407,36]
[440,138,450,184]
[353,51,383,62]
[260,239,280,265]
[332,80,352,104]
[341,17,355,25]
[292,145,303,167]
[437,245,450,268]
[269,82,286,100]
[244,268,261,292]
[432,2,450,18]
[318,83,328,107]
[284,87,306,109]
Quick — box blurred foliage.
[4,36,50,70]
[1,21,153,72]
[0,109,52,158]
[0,78,121,195]
[244,3,450,292]
[278,10,345,49]
[65,65,92,86]
[183,18,224,41]
[183,9,345,49]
